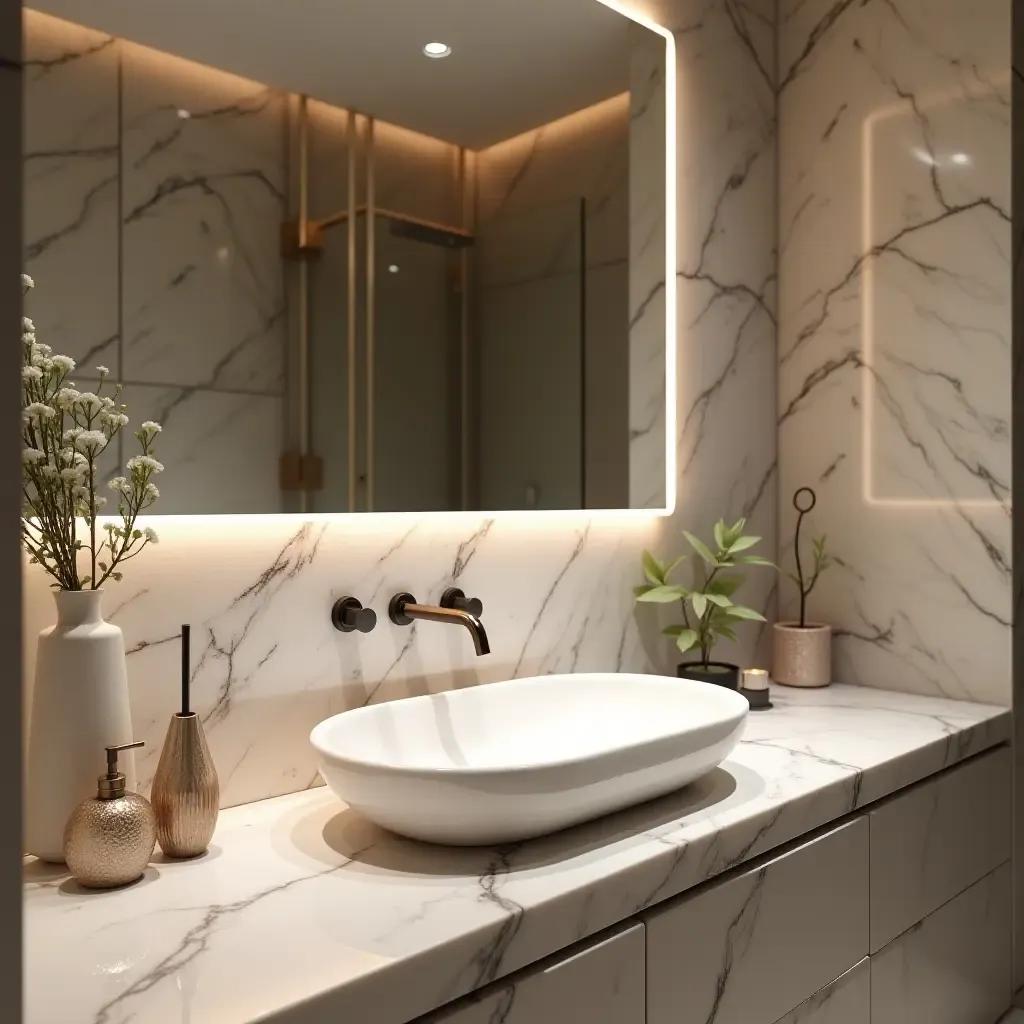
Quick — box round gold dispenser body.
[63,793,156,888]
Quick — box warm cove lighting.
[423,41,452,58]
[862,100,1005,508]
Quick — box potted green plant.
[773,487,833,687]
[635,517,773,690]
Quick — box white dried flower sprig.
[20,275,164,590]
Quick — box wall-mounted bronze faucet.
[388,588,490,656]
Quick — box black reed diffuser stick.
[181,623,191,716]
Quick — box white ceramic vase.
[25,590,136,863]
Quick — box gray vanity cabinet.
[417,747,1011,1024]
[426,923,645,1024]
[644,818,869,1024]
[775,960,870,1024]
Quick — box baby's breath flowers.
[20,275,165,590]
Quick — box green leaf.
[727,534,761,554]
[691,592,707,618]
[683,531,717,566]
[637,585,688,603]
[716,624,738,643]
[736,555,774,566]
[704,592,732,608]
[675,629,699,654]
[661,624,684,637]
[725,518,747,546]
[634,584,654,598]
[706,574,743,597]
[713,520,726,551]
[725,604,767,622]
[642,550,666,586]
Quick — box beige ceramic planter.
[772,622,832,688]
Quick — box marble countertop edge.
[23,684,1011,1024]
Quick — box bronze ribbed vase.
[151,713,219,858]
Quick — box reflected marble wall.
[476,93,630,510]
[628,24,667,510]
[778,0,1011,704]
[23,14,118,370]
[23,0,778,810]
[22,11,287,514]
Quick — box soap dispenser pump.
[63,741,156,889]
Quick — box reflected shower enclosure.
[287,100,624,514]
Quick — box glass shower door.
[474,198,585,511]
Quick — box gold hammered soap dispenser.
[63,740,156,888]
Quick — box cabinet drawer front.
[645,818,868,1024]
[427,923,645,1024]
[773,960,869,1024]
[868,745,1010,951]
[870,863,1012,1024]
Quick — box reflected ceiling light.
[423,41,452,58]
[910,146,936,166]
[176,109,192,120]
[388,265,400,273]
[950,152,971,166]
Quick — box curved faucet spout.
[388,595,490,656]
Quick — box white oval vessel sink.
[310,673,748,845]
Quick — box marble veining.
[777,0,1011,704]
[23,12,119,369]
[23,0,781,812]
[119,42,287,395]
[23,686,1008,1024]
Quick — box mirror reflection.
[23,1,668,513]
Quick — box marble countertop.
[25,684,1010,1024]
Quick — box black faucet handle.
[441,587,483,618]
[331,597,377,634]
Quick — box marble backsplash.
[22,0,779,810]
[777,0,1011,705]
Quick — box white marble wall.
[23,11,287,514]
[1012,0,1024,993]
[777,0,1011,704]
[22,0,778,811]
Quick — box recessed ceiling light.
[423,41,452,59]
[388,264,400,273]
[950,152,971,166]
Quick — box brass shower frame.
[282,99,473,512]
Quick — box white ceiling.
[32,0,646,148]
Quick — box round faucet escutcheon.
[331,597,377,634]
[440,587,483,617]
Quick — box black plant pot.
[676,661,741,691]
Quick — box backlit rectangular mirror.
[23,0,671,514]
